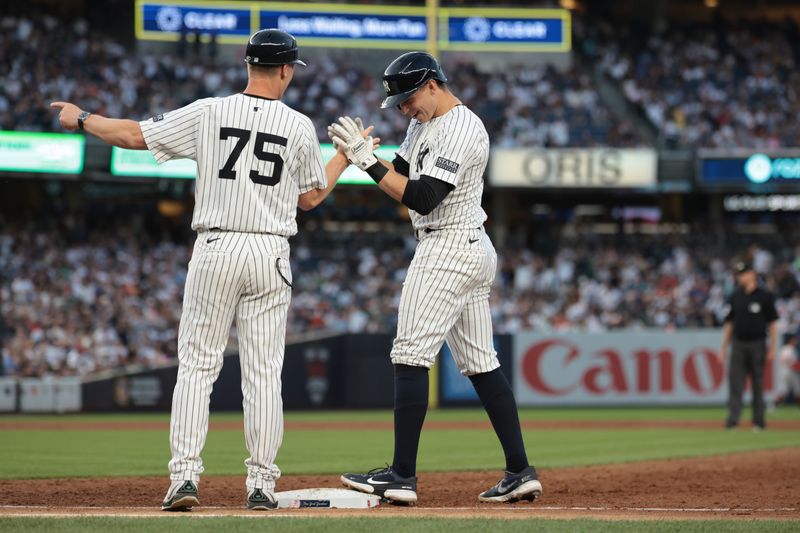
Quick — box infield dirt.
[0,447,797,520]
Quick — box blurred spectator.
[588,16,800,148]
[3,218,800,377]
[447,60,642,148]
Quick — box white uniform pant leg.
[169,235,246,482]
[238,236,291,492]
[446,285,501,376]
[390,232,485,368]
[446,231,501,376]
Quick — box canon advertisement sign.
[513,332,774,405]
[489,148,657,188]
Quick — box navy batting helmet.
[381,51,448,109]
[245,29,306,67]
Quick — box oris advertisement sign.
[513,331,774,406]
[490,148,657,188]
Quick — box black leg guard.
[391,364,429,479]
[470,368,529,473]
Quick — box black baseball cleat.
[479,466,542,503]
[247,488,278,510]
[341,465,417,504]
[161,480,199,511]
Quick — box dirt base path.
[1,448,797,520]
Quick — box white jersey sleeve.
[292,116,326,193]
[416,108,477,187]
[139,98,216,163]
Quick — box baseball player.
[329,52,542,504]
[51,29,365,511]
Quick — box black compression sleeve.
[392,155,410,177]
[401,175,454,215]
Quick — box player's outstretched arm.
[298,122,380,211]
[298,150,350,211]
[50,102,146,150]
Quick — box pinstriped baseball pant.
[391,226,501,375]
[168,231,291,493]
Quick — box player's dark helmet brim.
[380,91,416,109]
[380,51,447,109]
[245,28,307,67]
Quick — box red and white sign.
[513,331,774,405]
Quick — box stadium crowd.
[4,8,800,150]
[581,16,800,148]
[0,9,640,147]
[4,6,800,379]
[3,223,800,377]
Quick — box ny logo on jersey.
[416,143,430,173]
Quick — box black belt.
[414,227,439,239]
[206,227,281,237]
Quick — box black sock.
[391,364,429,479]
[470,368,529,473]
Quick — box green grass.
[1,409,797,531]
[4,406,798,424]
[0,517,796,533]
[0,408,797,479]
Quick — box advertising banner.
[81,334,395,411]
[698,149,800,190]
[111,144,399,184]
[136,2,570,52]
[0,131,84,175]
[138,1,253,42]
[723,194,800,212]
[490,148,657,188]
[513,331,774,406]
[439,8,570,52]
[136,1,428,47]
[0,377,16,412]
[111,147,197,178]
[19,377,81,413]
[260,6,427,49]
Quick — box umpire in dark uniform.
[718,260,778,430]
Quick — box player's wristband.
[365,162,388,183]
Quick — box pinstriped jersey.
[140,93,326,237]
[396,105,489,230]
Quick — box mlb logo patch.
[151,114,164,122]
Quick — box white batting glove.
[328,116,378,171]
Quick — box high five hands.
[328,117,381,170]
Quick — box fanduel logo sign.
[744,153,800,184]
